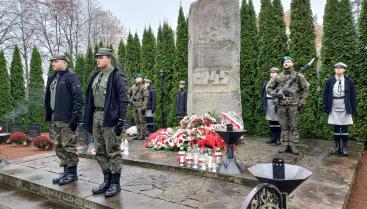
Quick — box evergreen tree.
[75,54,86,94]
[255,0,277,135]
[134,32,142,73]
[289,0,318,138]
[272,0,288,58]
[0,52,12,121]
[10,46,26,114]
[125,32,141,79]
[174,6,188,85]
[29,47,46,129]
[117,39,127,71]
[84,47,95,93]
[155,22,176,127]
[64,52,74,69]
[107,44,118,67]
[354,0,367,140]
[141,26,156,81]
[240,0,258,135]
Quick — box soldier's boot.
[52,166,67,184]
[278,145,291,153]
[330,137,341,155]
[342,140,350,156]
[105,172,121,197]
[92,171,111,194]
[289,144,299,155]
[266,131,276,144]
[58,166,78,185]
[275,131,281,145]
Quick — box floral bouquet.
[8,132,29,146]
[33,135,53,150]
[126,126,137,136]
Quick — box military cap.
[334,62,347,69]
[145,79,152,83]
[134,72,144,78]
[50,54,67,62]
[179,80,186,85]
[281,55,293,64]
[270,67,280,73]
[95,48,113,57]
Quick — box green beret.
[95,48,113,57]
[334,62,347,69]
[281,56,293,64]
[50,54,67,62]
[270,67,280,73]
[134,72,144,78]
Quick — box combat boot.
[289,144,299,155]
[105,172,121,197]
[278,145,291,153]
[52,166,67,184]
[58,166,78,185]
[342,141,349,156]
[330,138,341,155]
[92,171,111,194]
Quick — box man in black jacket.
[323,62,357,156]
[176,80,187,121]
[83,48,129,197]
[45,54,83,185]
[144,79,156,134]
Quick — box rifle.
[274,58,315,101]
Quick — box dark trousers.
[146,116,155,134]
[333,125,349,142]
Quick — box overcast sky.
[100,0,325,38]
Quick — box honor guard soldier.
[262,67,281,145]
[323,62,357,156]
[83,48,129,197]
[267,56,310,155]
[45,54,83,185]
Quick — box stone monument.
[187,0,242,115]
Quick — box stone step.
[0,155,252,209]
[0,182,77,209]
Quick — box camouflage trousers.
[133,107,146,137]
[93,111,122,173]
[277,105,299,144]
[50,121,79,167]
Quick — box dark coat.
[45,69,83,123]
[176,89,187,116]
[146,87,156,112]
[261,81,268,115]
[83,68,129,131]
[323,76,357,115]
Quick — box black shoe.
[105,172,121,197]
[342,141,349,156]
[52,166,67,184]
[330,140,341,155]
[58,166,78,185]
[92,171,111,194]
[278,145,291,153]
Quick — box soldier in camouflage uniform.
[128,73,148,140]
[83,48,129,197]
[267,56,310,155]
[45,54,83,185]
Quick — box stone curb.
[79,153,259,188]
[0,168,112,209]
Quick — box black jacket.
[146,87,156,112]
[45,69,83,123]
[261,81,269,115]
[83,68,129,131]
[176,89,187,116]
[323,76,357,115]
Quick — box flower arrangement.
[8,132,29,146]
[32,135,53,150]
[126,126,137,136]
[144,113,233,151]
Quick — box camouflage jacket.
[267,68,310,106]
[128,82,148,107]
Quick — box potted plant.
[32,135,53,150]
[9,132,29,146]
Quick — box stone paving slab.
[0,156,251,209]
